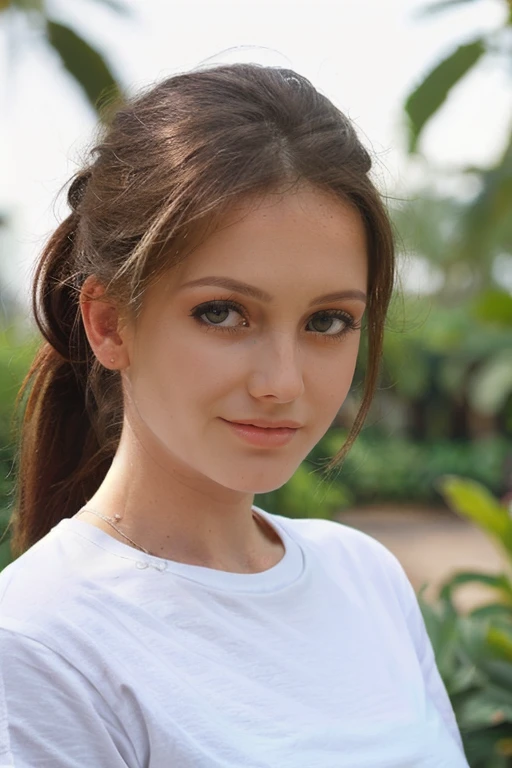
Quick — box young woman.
[0,64,468,767]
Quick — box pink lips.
[220,418,301,448]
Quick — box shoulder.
[265,509,415,609]
[0,521,102,643]
[270,510,402,570]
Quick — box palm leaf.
[405,39,486,152]
[46,19,123,115]
[437,476,512,558]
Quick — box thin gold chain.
[76,506,262,559]
[76,507,154,555]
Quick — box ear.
[79,275,131,371]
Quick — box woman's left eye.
[306,311,355,337]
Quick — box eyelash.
[189,298,361,341]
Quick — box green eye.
[203,307,230,324]
[190,299,248,331]
[307,311,355,337]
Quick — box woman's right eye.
[189,299,249,331]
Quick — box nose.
[247,331,305,403]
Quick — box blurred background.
[1,0,512,761]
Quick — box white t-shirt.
[0,506,469,768]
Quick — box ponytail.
[9,177,122,557]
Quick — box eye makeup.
[188,298,362,341]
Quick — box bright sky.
[0,0,510,306]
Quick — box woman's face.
[122,184,368,494]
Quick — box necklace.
[75,506,261,559]
[76,507,155,555]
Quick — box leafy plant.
[436,476,512,611]
[419,587,512,767]
[255,462,352,520]
[0,0,131,116]
[422,475,512,765]
[404,0,512,153]
[0,330,38,569]
[403,0,512,280]
[314,431,510,504]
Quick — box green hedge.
[256,431,511,517]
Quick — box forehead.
[139,184,368,319]
[178,185,367,278]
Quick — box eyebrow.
[180,276,367,306]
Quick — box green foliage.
[373,293,512,443]
[256,431,510,518]
[424,476,512,764]
[474,291,512,328]
[255,462,352,520]
[1,0,127,118]
[402,0,512,302]
[468,350,512,418]
[461,133,512,267]
[46,20,122,114]
[320,431,509,504]
[0,330,38,568]
[419,588,512,765]
[439,476,512,557]
[405,0,511,153]
[405,39,486,152]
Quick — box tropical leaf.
[479,659,512,690]
[457,690,512,729]
[46,19,123,115]
[437,476,512,558]
[487,624,512,662]
[440,572,512,605]
[470,603,512,621]
[405,39,486,152]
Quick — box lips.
[220,418,300,448]
[226,419,302,429]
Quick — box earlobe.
[79,276,130,370]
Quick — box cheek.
[310,339,360,402]
[129,331,241,412]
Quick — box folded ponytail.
[10,180,122,557]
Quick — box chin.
[219,464,302,496]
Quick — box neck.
[79,424,284,573]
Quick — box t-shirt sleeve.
[381,548,466,756]
[0,627,139,768]
[0,651,11,768]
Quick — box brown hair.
[9,63,395,557]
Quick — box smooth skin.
[78,183,368,573]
